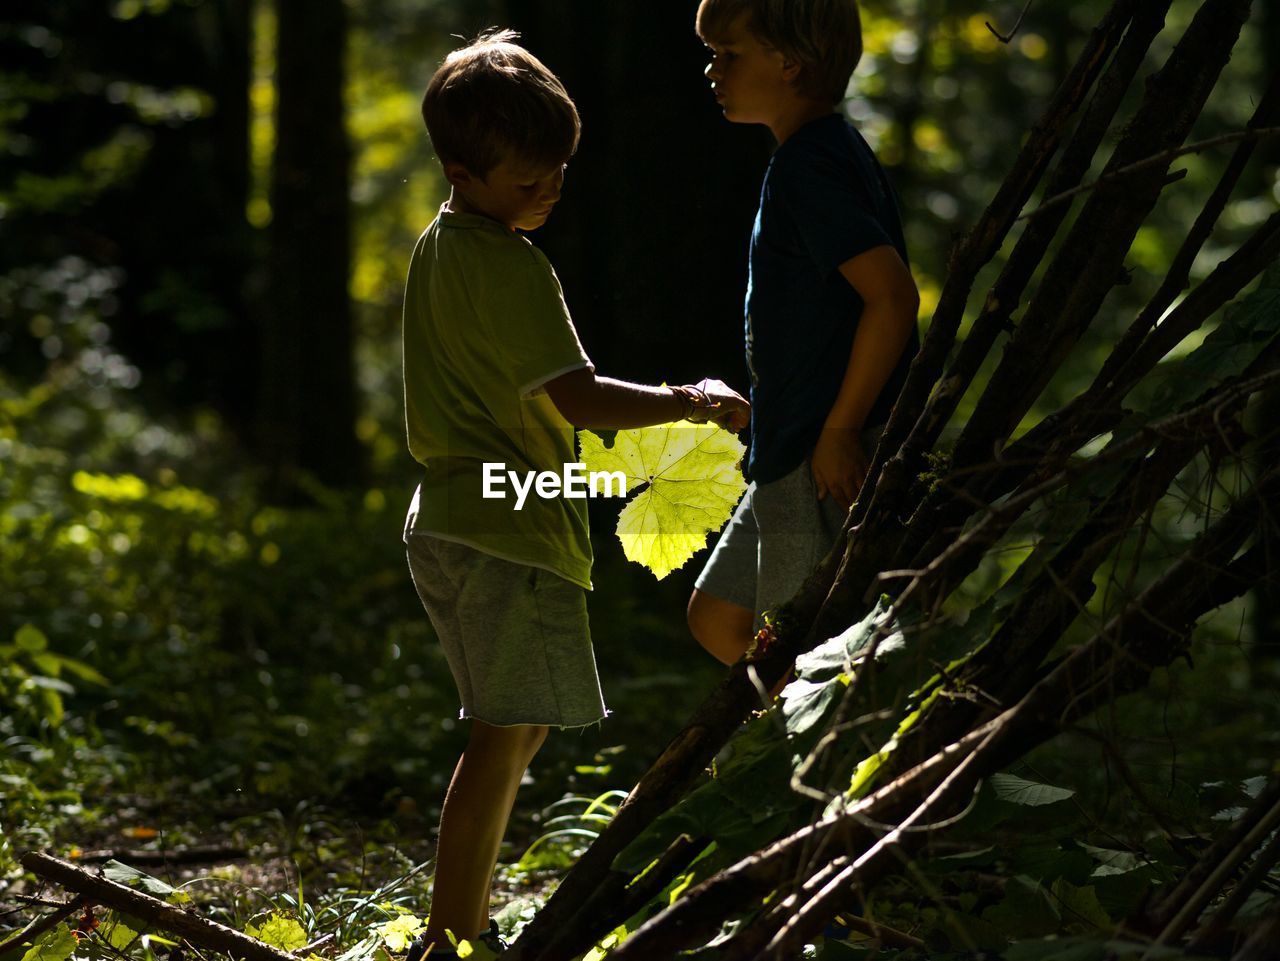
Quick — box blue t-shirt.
[744,113,918,483]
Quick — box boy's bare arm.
[810,244,919,508]
[545,368,749,431]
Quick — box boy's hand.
[687,378,750,432]
[810,428,868,512]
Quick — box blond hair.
[421,29,580,176]
[696,0,863,104]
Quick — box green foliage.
[371,914,425,953]
[579,423,748,580]
[509,790,629,875]
[2,4,1277,960]
[1,623,106,731]
[245,914,309,952]
[20,924,77,961]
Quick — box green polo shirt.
[402,206,594,589]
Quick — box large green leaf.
[20,925,76,961]
[102,914,142,952]
[989,773,1076,806]
[579,422,747,579]
[246,914,308,952]
[101,860,189,903]
[1077,843,1143,877]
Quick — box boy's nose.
[705,61,719,82]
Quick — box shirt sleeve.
[484,244,595,399]
[775,151,895,277]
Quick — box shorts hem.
[460,707,611,730]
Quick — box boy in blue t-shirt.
[687,0,921,664]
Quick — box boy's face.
[446,155,566,232]
[702,14,794,127]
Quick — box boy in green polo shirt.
[401,30,749,959]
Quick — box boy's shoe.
[405,919,507,961]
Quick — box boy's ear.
[780,59,802,84]
[442,161,475,188]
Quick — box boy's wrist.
[668,385,692,420]
[669,384,718,422]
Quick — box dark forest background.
[2,1,1279,959]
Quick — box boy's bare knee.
[686,591,704,641]
[687,589,722,643]
[688,589,753,666]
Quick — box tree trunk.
[259,0,361,496]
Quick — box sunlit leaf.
[373,914,425,953]
[21,924,76,961]
[246,914,308,952]
[103,915,140,952]
[579,422,747,579]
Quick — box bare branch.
[1022,127,1280,221]
[986,0,1036,44]
[0,895,88,958]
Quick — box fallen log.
[18,852,295,961]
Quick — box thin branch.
[1189,824,1280,950]
[877,368,1280,605]
[1022,127,1280,221]
[1069,726,1187,843]
[0,895,88,957]
[987,0,1036,43]
[756,728,998,961]
[1147,788,1280,954]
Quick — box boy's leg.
[422,720,548,950]
[690,484,759,664]
[687,588,754,665]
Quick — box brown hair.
[695,0,863,104]
[421,29,580,177]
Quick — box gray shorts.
[695,429,882,631]
[406,535,608,729]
